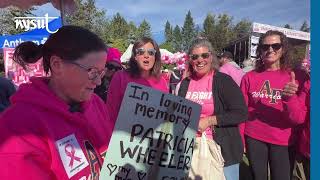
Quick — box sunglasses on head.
[190,52,210,60]
[106,63,122,71]
[136,48,157,56]
[261,43,282,51]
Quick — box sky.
[34,0,310,42]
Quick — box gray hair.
[187,38,220,75]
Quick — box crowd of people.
[0,25,310,180]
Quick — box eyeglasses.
[261,43,282,51]
[68,62,105,80]
[136,48,157,56]
[190,52,210,60]
[106,63,122,71]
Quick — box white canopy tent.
[120,44,173,63]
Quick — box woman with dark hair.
[0,26,113,179]
[106,37,169,125]
[177,38,247,180]
[240,30,308,180]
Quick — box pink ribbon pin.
[65,144,81,167]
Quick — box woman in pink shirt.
[282,63,310,180]
[106,37,169,126]
[240,30,308,180]
[0,26,113,179]
[177,38,248,180]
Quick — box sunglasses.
[261,43,282,51]
[106,64,122,71]
[190,52,210,60]
[136,48,157,56]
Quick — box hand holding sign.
[283,71,299,97]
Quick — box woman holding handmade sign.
[0,26,113,179]
[177,38,248,180]
[106,37,169,126]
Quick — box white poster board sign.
[100,83,201,180]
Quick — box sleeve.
[7,80,16,98]
[106,71,125,126]
[216,74,248,126]
[282,80,310,126]
[0,113,53,179]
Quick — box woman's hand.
[283,72,299,97]
[198,116,217,133]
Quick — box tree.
[136,19,152,39]
[109,12,129,39]
[172,25,183,52]
[164,20,173,42]
[127,21,137,44]
[0,7,35,35]
[159,41,174,52]
[284,24,293,29]
[300,20,310,32]
[214,14,234,52]
[66,0,108,42]
[181,10,196,51]
[233,19,252,39]
[202,13,215,45]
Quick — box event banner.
[3,48,46,86]
[100,83,201,180]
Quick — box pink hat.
[106,47,122,65]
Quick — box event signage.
[100,83,201,180]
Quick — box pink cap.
[107,47,122,65]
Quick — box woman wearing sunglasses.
[106,37,169,127]
[94,47,123,101]
[0,26,113,179]
[177,38,248,180]
[240,30,308,180]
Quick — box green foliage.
[233,19,252,39]
[159,41,174,52]
[109,38,128,53]
[181,10,196,51]
[284,24,293,29]
[136,19,152,39]
[109,12,129,39]
[66,0,108,42]
[0,7,35,35]
[164,20,173,42]
[172,25,183,52]
[289,44,308,68]
[300,20,310,32]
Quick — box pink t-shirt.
[185,72,215,139]
[106,71,169,128]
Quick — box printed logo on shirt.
[83,141,102,180]
[186,91,212,105]
[251,80,283,104]
[56,134,89,178]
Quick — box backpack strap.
[178,78,191,97]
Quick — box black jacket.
[178,71,248,166]
[0,77,16,112]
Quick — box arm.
[0,113,53,179]
[282,80,310,125]
[216,74,248,127]
[106,71,124,126]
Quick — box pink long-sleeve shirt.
[106,71,169,128]
[240,69,306,146]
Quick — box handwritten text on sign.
[100,83,201,180]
